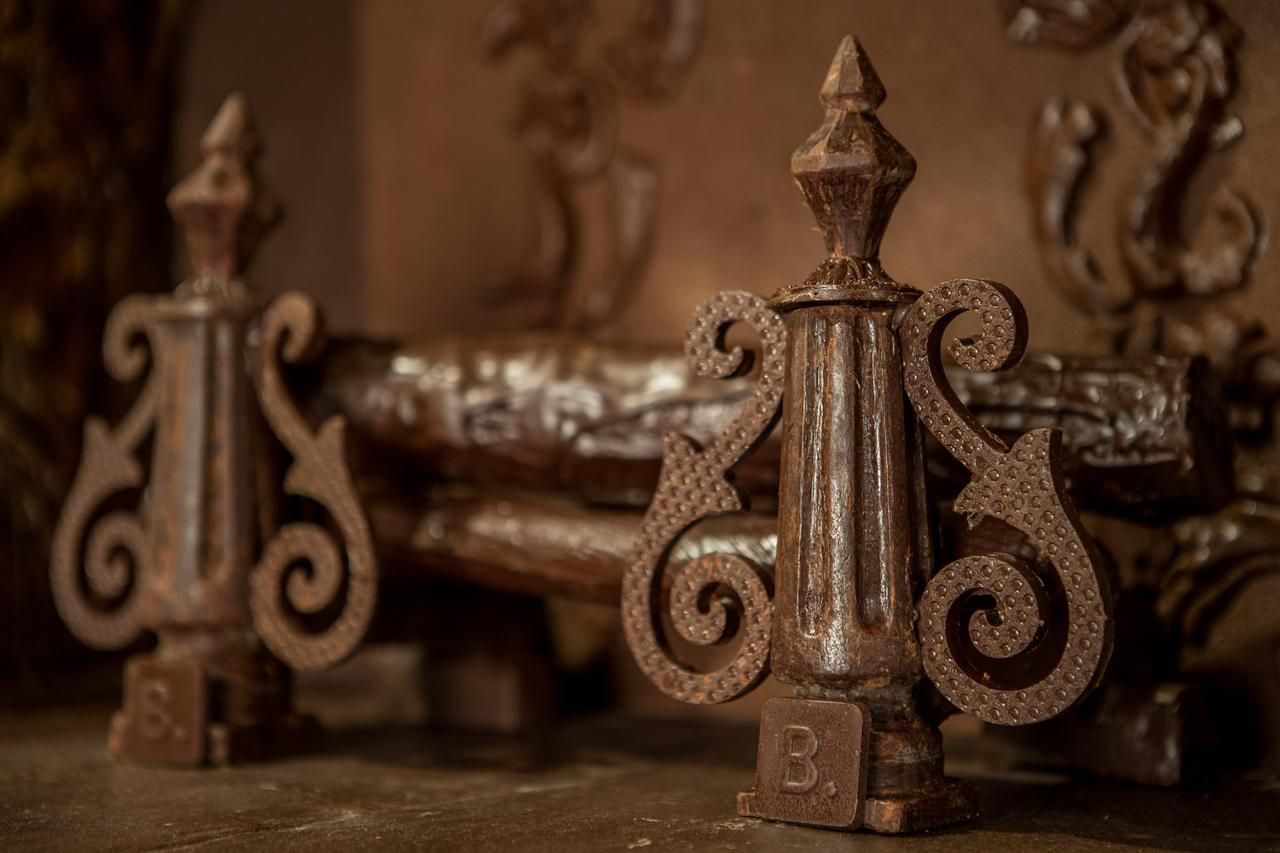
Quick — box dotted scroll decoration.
[901,278,1113,725]
[621,291,785,704]
[50,295,159,651]
[251,292,378,671]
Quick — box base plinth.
[107,651,317,767]
[864,779,979,833]
[738,696,979,833]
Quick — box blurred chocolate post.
[49,95,378,766]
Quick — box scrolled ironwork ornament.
[50,295,158,652]
[621,290,784,705]
[49,94,378,766]
[252,291,378,671]
[621,36,1113,833]
[902,279,1113,725]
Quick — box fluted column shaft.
[146,297,259,635]
[772,299,930,692]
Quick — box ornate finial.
[167,93,278,285]
[791,36,915,262]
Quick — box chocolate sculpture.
[49,95,378,765]
[620,36,1114,832]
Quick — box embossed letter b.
[780,724,819,793]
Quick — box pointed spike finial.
[168,93,278,287]
[200,92,259,161]
[819,35,886,113]
[790,36,915,266]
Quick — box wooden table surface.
[2,705,1277,852]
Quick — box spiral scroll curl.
[50,295,159,650]
[251,292,377,671]
[902,278,1113,725]
[621,291,785,704]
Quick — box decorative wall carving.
[482,0,705,331]
[1011,0,1267,377]
[1005,0,1280,765]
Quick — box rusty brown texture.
[620,290,785,705]
[618,36,1112,833]
[902,280,1114,724]
[251,292,378,671]
[49,95,377,766]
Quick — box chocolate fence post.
[50,94,378,766]
[620,36,1114,833]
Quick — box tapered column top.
[168,93,278,287]
[792,35,915,261]
[777,36,918,308]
